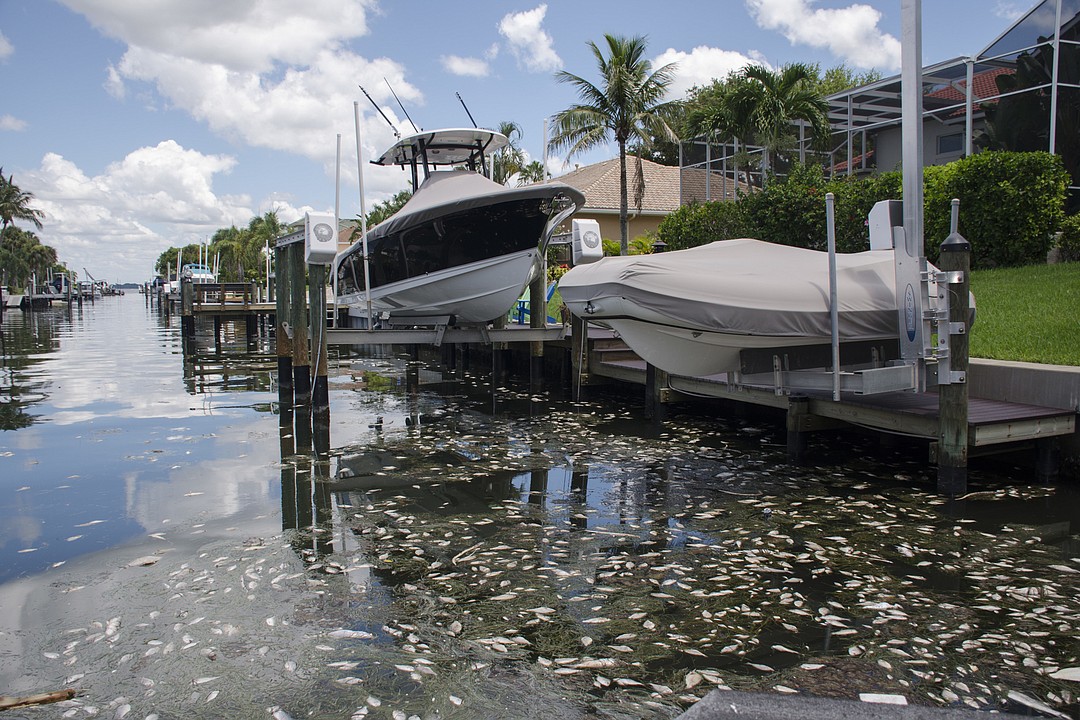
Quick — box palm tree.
[491,121,528,186]
[518,160,547,185]
[726,63,830,176]
[549,34,678,255]
[0,168,46,236]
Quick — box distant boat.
[181,263,217,284]
[335,128,585,325]
[559,239,913,378]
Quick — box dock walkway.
[585,332,1075,473]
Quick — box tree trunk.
[618,140,629,256]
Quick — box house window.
[937,132,963,156]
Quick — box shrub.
[1058,214,1080,262]
[654,199,752,251]
[924,151,1068,268]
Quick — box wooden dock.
[584,333,1075,477]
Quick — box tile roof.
[549,156,741,213]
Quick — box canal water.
[0,296,1077,720]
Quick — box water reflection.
[0,298,282,583]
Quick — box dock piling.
[936,203,971,495]
[288,242,311,407]
[275,244,294,410]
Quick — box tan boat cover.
[558,239,900,340]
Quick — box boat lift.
[729,0,970,402]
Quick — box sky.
[0,0,1031,283]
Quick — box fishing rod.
[358,84,400,138]
[385,78,419,134]
[456,92,477,128]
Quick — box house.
[551,157,741,246]
[824,0,1078,196]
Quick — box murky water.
[0,296,1077,719]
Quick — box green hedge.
[1059,214,1080,262]
[655,151,1069,268]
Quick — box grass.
[969,262,1080,366]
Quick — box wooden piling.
[644,363,669,422]
[308,263,330,418]
[937,225,971,495]
[786,396,811,462]
[288,242,311,406]
[570,315,588,401]
[180,280,195,353]
[529,271,546,393]
[275,244,293,408]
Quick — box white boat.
[558,239,912,378]
[181,263,217,283]
[335,128,585,325]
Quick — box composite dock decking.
[587,335,1076,456]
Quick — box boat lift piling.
[937,199,971,493]
[275,242,293,410]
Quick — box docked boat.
[558,239,911,378]
[334,128,585,325]
[181,263,216,283]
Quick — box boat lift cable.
[385,78,419,134]
[456,92,478,128]
[358,85,400,139]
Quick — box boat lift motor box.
[305,212,338,265]
[868,199,902,251]
[572,219,603,265]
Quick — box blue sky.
[0,0,1029,282]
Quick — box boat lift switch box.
[305,212,338,265]
[868,199,903,251]
[572,219,603,265]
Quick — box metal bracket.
[948,371,967,384]
[937,270,964,284]
[282,322,294,339]
[948,322,966,335]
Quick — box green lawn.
[969,262,1080,366]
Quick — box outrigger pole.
[456,92,478,128]
[358,85,399,139]
[384,78,419,134]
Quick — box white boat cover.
[558,239,900,340]
[370,172,584,242]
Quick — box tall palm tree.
[727,63,831,176]
[0,168,46,236]
[549,34,678,255]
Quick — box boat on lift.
[334,127,584,326]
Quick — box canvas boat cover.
[367,172,585,243]
[559,239,902,340]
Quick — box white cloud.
[59,0,376,73]
[653,47,766,99]
[0,114,27,131]
[0,31,13,60]
[22,143,253,282]
[498,5,561,73]
[441,55,490,77]
[59,0,413,199]
[746,0,901,71]
[104,64,125,99]
[994,1,1027,22]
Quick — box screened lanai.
[680,0,1080,206]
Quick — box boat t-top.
[335,128,585,326]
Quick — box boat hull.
[341,248,540,324]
